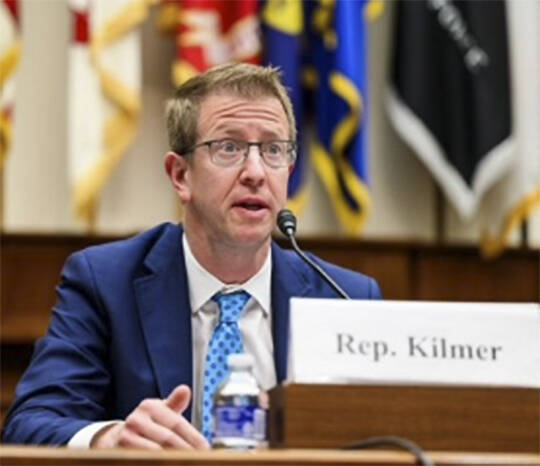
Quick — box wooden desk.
[1,447,539,466]
[269,385,540,453]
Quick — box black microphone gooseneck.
[277,209,351,299]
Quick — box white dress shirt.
[69,235,276,447]
[184,235,277,430]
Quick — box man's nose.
[240,146,266,183]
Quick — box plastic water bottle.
[211,353,268,449]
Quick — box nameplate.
[286,299,540,387]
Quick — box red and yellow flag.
[159,0,261,87]
[0,0,21,167]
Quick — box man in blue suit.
[2,63,381,449]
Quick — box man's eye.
[265,142,284,155]
[221,140,240,152]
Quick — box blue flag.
[306,0,372,233]
[261,0,308,215]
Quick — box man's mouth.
[240,203,264,211]
[234,200,269,211]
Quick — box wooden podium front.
[1,447,540,466]
[268,384,540,453]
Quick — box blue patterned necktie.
[201,290,251,441]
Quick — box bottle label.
[213,406,266,441]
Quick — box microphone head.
[277,209,297,237]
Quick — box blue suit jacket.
[2,223,381,445]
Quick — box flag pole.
[435,185,445,244]
[0,168,4,229]
[520,221,529,248]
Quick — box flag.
[68,0,155,227]
[261,0,307,215]
[386,0,514,221]
[0,0,21,167]
[159,0,261,87]
[306,0,374,234]
[480,0,540,256]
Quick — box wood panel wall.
[1,233,539,422]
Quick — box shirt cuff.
[68,420,121,449]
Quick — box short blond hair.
[166,63,296,155]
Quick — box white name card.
[287,299,540,388]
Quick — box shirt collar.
[182,234,271,316]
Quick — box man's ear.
[164,152,191,203]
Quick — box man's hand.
[91,385,210,450]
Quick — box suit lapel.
[133,224,194,419]
[271,243,312,383]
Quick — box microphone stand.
[278,210,351,300]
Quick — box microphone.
[277,209,351,299]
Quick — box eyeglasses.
[187,139,297,168]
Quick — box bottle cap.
[227,353,254,370]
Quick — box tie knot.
[214,291,250,323]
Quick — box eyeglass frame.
[184,139,298,168]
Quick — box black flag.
[387,0,513,219]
